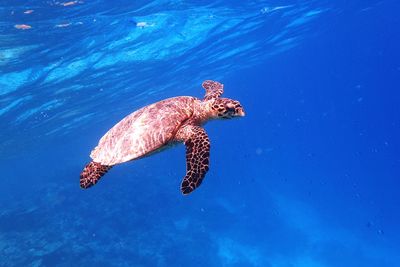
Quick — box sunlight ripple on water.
[0,0,326,155]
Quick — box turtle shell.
[90,96,196,165]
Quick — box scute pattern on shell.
[90,96,196,165]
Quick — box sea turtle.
[80,80,245,195]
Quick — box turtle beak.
[237,107,245,117]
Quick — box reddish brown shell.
[90,96,196,165]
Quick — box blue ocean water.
[1,0,399,266]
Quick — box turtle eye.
[226,106,235,113]
[226,103,235,112]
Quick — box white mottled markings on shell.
[90,96,195,165]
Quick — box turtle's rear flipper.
[178,126,210,195]
[80,162,112,189]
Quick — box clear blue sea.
[1,0,399,266]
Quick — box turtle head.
[211,98,245,119]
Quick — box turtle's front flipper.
[202,80,224,101]
[176,125,210,195]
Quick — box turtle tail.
[80,161,112,189]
